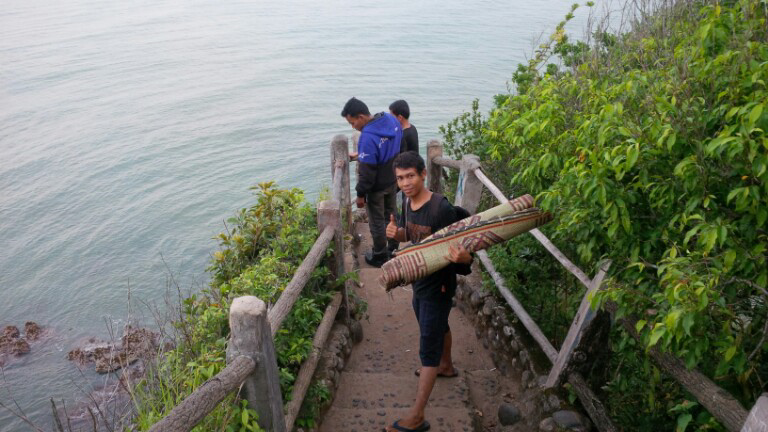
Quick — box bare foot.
[414,365,458,377]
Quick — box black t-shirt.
[400,125,419,154]
[400,194,469,300]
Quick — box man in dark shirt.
[341,97,402,267]
[389,99,419,154]
[385,151,472,432]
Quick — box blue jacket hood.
[363,112,400,140]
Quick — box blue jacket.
[356,112,402,197]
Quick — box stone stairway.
[319,222,523,432]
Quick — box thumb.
[390,214,396,224]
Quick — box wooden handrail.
[149,355,256,432]
[284,292,343,430]
[269,224,335,336]
[476,250,558,362]
[472,166,592,287]
[432,155,463,169]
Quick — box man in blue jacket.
[341,97,402,267]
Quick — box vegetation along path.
[319,221,525,432]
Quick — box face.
[345,114,367,131]
[395,167,427,198]
[390,111,407,127]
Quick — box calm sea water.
[0,0,594,428]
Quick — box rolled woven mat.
[379,203,552,291]
[426,194,535,241]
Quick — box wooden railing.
[426,139,766,432]
[149,135,354,432]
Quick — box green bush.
[132,182,334,431]
[442,1,767,429]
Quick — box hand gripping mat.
[379,195,552,291]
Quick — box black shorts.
[412,295,452,367]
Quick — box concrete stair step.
[319,406,476,432]
[332,372,470,409]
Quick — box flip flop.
[386,419,431,432]
[414,368,459,378]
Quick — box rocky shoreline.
[0,322,46,367]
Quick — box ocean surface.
[0,0,595,428]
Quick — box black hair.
[389,99,410,119]
[393,151,425,173]
[341,97,370,117]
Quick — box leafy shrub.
[442,1,768,429]
[133,182,334,430]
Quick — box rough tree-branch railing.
[426,139,763,432]
[149,135,354,432]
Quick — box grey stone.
[349,320,363,343]
[539,417,556,432]
[547,394,561,411]
[502,325,514,337]
[537,375,548,388]
[552,410,592,432]
[497,403,521,426]
[482,298,497,315]
[519,349,530,367]
[470,290,485,308]
[508,340,519,355]
[521,370,532,388]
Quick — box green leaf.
[684,225,702,246]
[618,126,631,137]
[749,103,764,125]
[636,320,647,333]
[676,413,692,432]
[705,136,736,155]
[724,345,738,362]
[682,314,694,337]
[626,143,639,169]
[649,324,666,348]
[727,187,747,203]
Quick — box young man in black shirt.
[384,151,472,432]
[389,99,419,155]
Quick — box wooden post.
[318,200,349,323]
[742,394,768,432]
[546,260,612,388]
[454,154,483,214]
[331,134,352,234]
[226,296,286,432]
[427,139,443,194]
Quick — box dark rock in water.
[67,325,161,374]
[24,322,43,341]
[498,402,521,426]
[552,410,592,431]
[9,338,30,355]
[0,325,31,361]
[2,326,20,339]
